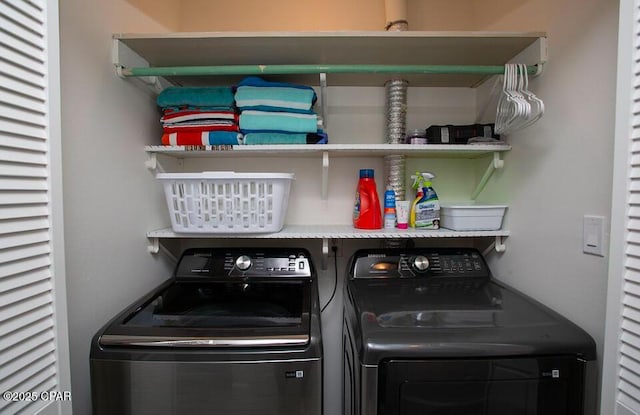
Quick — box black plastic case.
[426,123,499,144]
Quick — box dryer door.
[378,356,586,415]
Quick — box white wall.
[125,0,181,31]
[58,1,175,414]
[480,0,619,407]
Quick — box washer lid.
[346,278,597,363]
[100,279,312,348]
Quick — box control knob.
[235,255,252,271]
[412,255,430,272]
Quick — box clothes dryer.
[343,248,596,415]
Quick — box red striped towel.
[161,109,239,125]
[161,130,242,146]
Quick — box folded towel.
[161,109,238,125]
[239,110,318,134]
[242,132,328,145]
[238,76,317,94]
[157,87,235,108]
[235,86,316,112]
[162,105,235,112]
[162,131,242,146]
[163,122,239,133]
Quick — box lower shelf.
[147,226,509,267]
[147,225,510,239]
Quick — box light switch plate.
[583,215,606,257]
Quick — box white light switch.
[583,215,606,257]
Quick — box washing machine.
[91,247,322,415]
[343,247,597,415]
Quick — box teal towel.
[239,110,317,133]
[243,133,308,145]
[157,87,235,108]
[235,86,315,111]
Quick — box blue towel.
[240,110,318,133]
[157,87,235,108]
[238,76,317,93]
[234,105,314,114]
[207,131,242,145]
[235,86,316,112]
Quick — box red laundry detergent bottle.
[353,169,382,229]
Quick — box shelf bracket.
[321,237,329,271]
[147,236,160,254]
[112,38,171,95]
[471,152,504,200]
[145,152,172,173]
[509,37,548,78]
[495,236,507,252]
[145,152,158,170]
[495,235,507,253]
[483,235,508,256]
[321,150,329,200]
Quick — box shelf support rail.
[471,152,504,200]
[319,73,328,130]
[119,64,542,78]
[322,151,329,200]
[319,72,329,201]
[321,238,329,271]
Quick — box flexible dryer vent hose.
[384,0,408,202]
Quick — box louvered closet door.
[606,0,640,414]
[0,0,70,414]
[618,0,640,412]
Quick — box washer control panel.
[176,248,312,279]
[351,248,489,279]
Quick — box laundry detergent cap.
[360,169,375,179]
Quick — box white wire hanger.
[494,63,544,135]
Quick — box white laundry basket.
[157,172,294,233]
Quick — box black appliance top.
[345,248,597,364]
[94,248,322,354]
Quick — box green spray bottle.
[409,172,425,228]
[409,172,440,229]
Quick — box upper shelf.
[113,31,547,87]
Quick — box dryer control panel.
[350,248,490,279]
